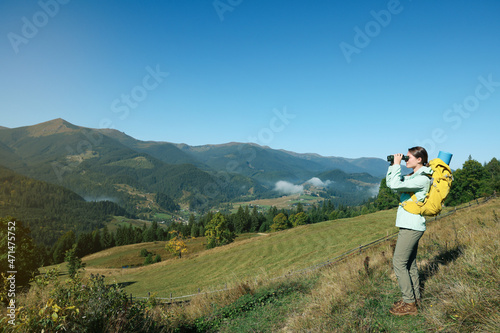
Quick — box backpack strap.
[400,192,421,205]
[400,192,424,214]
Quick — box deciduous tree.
[270,213,290,232]
[205,212,235,249]
[165,230,188,258]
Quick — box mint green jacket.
[386,164,432,231]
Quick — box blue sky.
[1,0,499,169]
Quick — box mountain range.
[0,119,391,212]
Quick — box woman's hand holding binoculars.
[387,154,409,165]
[393,154,404,165]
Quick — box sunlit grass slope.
[80,208,400,298]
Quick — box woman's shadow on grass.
[419,244,465,294]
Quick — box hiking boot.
[391,300,405,310]
[392,299,421,309]
[389,302,418,316]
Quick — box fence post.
[170,292,172,303]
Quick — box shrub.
[13,271,162,332]
[139,248,150,257]
[144,253,154,265]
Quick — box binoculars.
[387,155,409,163]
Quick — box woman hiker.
[386,146,432,316]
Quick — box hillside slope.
[81,208,401,297]
[284,196,499,332]
[0,166,129,245]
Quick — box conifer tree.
[52,231,76,264]
[374,178,399,210]
[65,247,85,279]
[101,226,114,249]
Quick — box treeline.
[46,221,187,265]
[184,156,500,237]
[190,197,384,236]
[42,199,383,266]
[445,156,499,206]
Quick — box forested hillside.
[0,119,264,212]
[0,166,129,246]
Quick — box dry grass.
[421,200,500,331]
[282,197,500,332]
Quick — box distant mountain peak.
[26,118,80,137]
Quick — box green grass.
[77,209,399,299]
[105,156,155,169]
[189,278,316,332]
[106,216,161,233]
[81,233,263,269]
[153,213,172,220]
[230,193,322,212]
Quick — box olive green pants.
[393,228,424,303]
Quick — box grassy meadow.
[232,193,323,211]
[73,208,400,299]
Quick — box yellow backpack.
[400,158,453,216]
